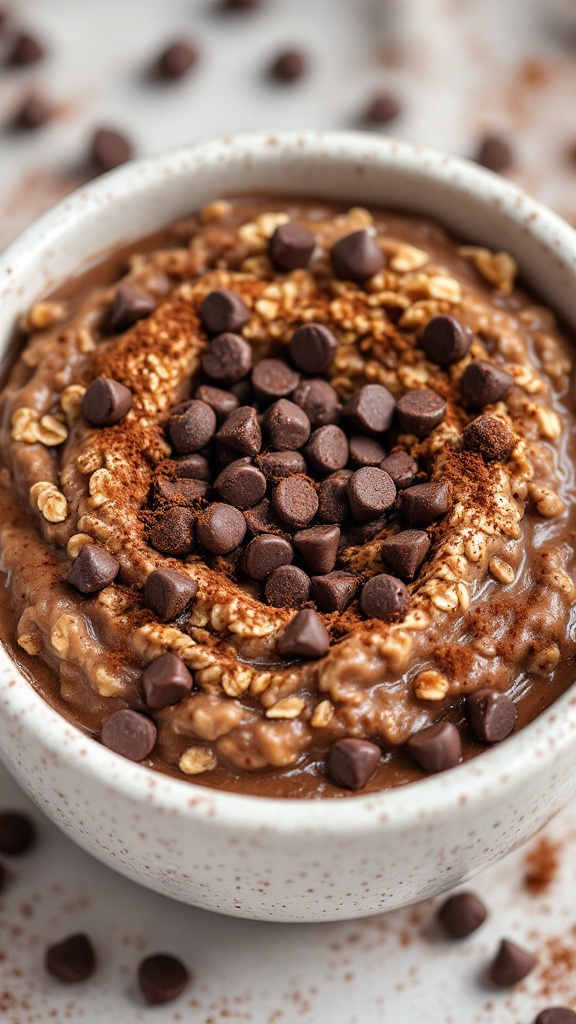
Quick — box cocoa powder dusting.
[523,837,561,895]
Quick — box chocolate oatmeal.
[0,197,575,798]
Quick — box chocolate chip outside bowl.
[1,132,576,922]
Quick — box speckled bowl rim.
[1,130,576,835]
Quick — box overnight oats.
[0,196,575,799]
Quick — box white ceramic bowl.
[1,132,576,923]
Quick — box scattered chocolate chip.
[288,323,338,375]
[90,128,133,173]
[197,502,247,553]
[277,608,330,658]
[305,425,349,474]
[271,49,306,82]
[293,524,340,574]
[461,359,514,410]
[292,378,342,427]
[242,534,293,580]
[363,93,402,125]
[45,934,96,983]
[215,459,267,509]
[265,564,311,607]
[0,863,4,892]
[230,379,254,405]
[252,358,300,404]
[466,689,517,743]
[348,467,396,522]
[461,415,516,462]
[243,498,281,535]
[216,405,262,458]
[194,384,239,421]
[7,32,44,66]
[360,573,409,621]
[200,290,250,337]
[82,376,133,426]
[422,314,472,366]
[401,480,452,527]
[269,223,315,271]
[265,398,311,450]
[535,1010,576,1024]
[101,709,157,762]
[138,953,190,1006]
[348,435,386,467]
[149,507,195,556]
[406,722,462,774]
[0,812,34,855]
[343,383,395,435]
[144,567,198,621]
[379,451,418,489]
[155,477,208,503]
[223,0,260,7]
[168,400,217,454]
[331,230,384,283]
[175,454,211,480]
[257,450,307,482]
[201,332,252,384]
[142,652,193,709]
[381,529,430,581]
[13,94,51,129]
[489,938,537,986]
[438,892,488,938]
[397,389,446,438]
[109,284,155,333]
[475,134,513,173]
[68,544,120,594]
[327,738,381,790]
[317,470,351,524]
[155,41,198,79]
[272,475,319,530]
[311,571,358,612]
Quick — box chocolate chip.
[216,405,262,457]
[264,564,311,608]
[305,425,349,474]
[168,400,216,454]
[271,50,306,82]
[293,524,340,574]
[149,507,195,556]
[269,223,315,271]
[397,389,446,438]
[277,608,330,658]
[0,812,34,855]
[155,41,198,79]
[292,378,342,427]
[438,892,488,938]
[264,398,311,451]
[175,453,211,480]
[332,230,384,283]
[348,467,396,522]
[360,573,409,621]
[142,653,193,709]
[101,709,157,762]
[243,498,282,535]
[7,32,44,66]
[381,529,430,580]
[406,722,462,774]
[461,415,516,462]
[317,471,351,524]
[68,544,120,594]
[215,459,267,509]
[251,358,300,404]
[109,284,155,333]
[200,290,250,337]
[194,384,239,421]
[327,738,381,790]
[201,332,252,384]
[144,567,198,621]
[272,476,319,530]
[90,128,133,173]
[0,863,4,892]
[14,94,51,130]
[82,376,133,426]
[379,451,418,489]
[311,571,358,612]
[230,379,254,405]
[461,359,514,410]
[197,502,247,553]
[45,934,96,983]
[343,384,395,434]
[257,450,307,482]
[348,435,386,467]
[288,323,338,375]
[489,938,536,986]
[138,953,190,1006]
[475,135,513,173]
[242,534,293,580]
[401,480,452,527]
[364,93,402,125]
[155,477,208,503]
[223,0,260,8]
[536,1010,576,1024]
[466,689,517,743]
[422,314,472,366]
[347,514,389,545]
